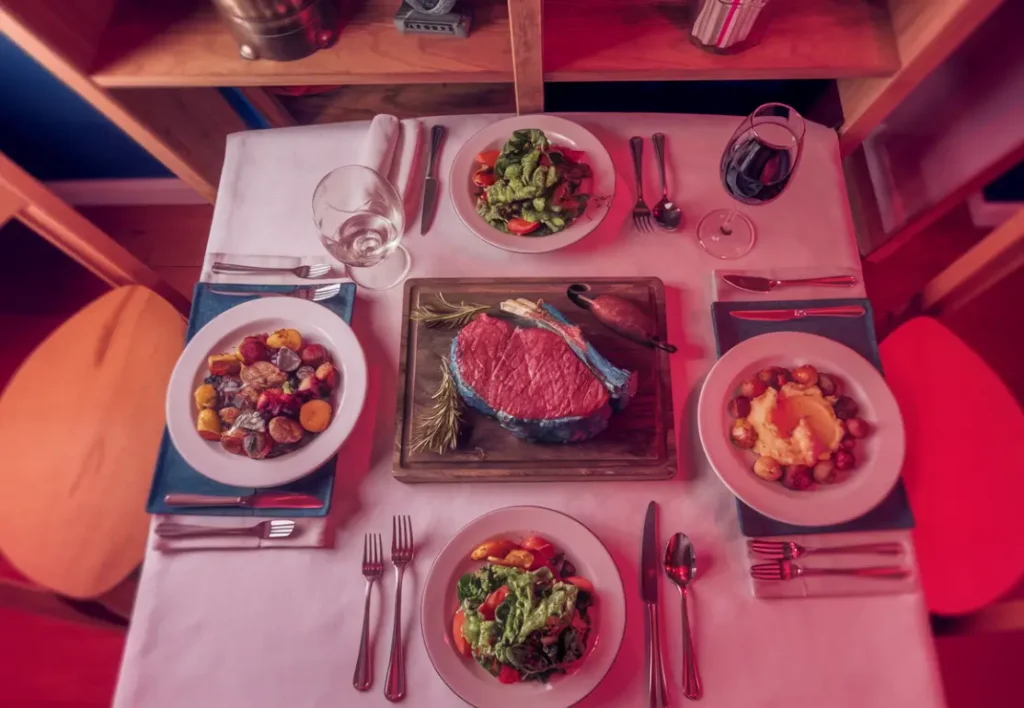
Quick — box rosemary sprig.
[410,358,463,455]
[410,293,489,329]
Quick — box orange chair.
[880,317,1024,617]
[0,286,184,620]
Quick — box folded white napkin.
[712,267,864,302]
[748,530,919,599]
[152,515,328,552]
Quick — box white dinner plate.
[697,332,905,526]
[421,506,625,708]
[449,115,615,254]
[165,297,367,488]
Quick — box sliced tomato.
[473,168,496,187]
[475,149,500,168]
[497,664,522,684]
[479,585,510,620]
[554,146,585,163]
[508,218,540,235]
[520,536,556,560]
[564,576,595,593]
[452,609,472,658]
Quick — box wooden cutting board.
[393,277,676,482]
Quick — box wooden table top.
[0,286,184,598]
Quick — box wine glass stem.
[720,209,738,236]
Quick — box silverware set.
[749,538,908,582]
[630,134,683,233]
[353,515,416,701]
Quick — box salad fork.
[211,261,333,279]
[751,560,910,581]
[629,136,653,233]
[354,533,383,692]
[385,515,414,702]
[749,539,905,560]
[208,283,342,302]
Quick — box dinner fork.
[751,560,910,581]
[749,539,905,560]
[211,261,333,279]
[629,136,653,233]
[208,283,342,302]
[154,519,297,540]
[354,533,383,692]
[384,515,414,702]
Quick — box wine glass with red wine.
[697,103,806,259]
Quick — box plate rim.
[164,297,367,488]
[419,505,626,707]
[448,115,615,254]
[697,331,905,526]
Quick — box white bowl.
[450,115,615,254]
[165,297,367,488]
[421,506,625,708]
[697,332,905,526]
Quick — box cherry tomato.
[473,168,496,187]
[508,218,540,235]
[475,149,500,168]
[497,664,522,684]
[452,609,472,658]
[479,585,510,620]
[520,536,556,560]
[564,576,595,593]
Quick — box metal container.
[211,0,341,61]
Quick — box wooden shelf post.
[509,0,544,114]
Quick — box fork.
[211,261,333,279]
[751,560,910,581]
[354,533,383,691]
[749,539,905,560]
[154,519,297,540]
[384,515,414,702]
[629,136,653,233]
[208,283,342,302]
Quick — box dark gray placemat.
[710,298,914,537]
[146,283,356,517]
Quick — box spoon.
[651,133,683,231]
[665,533,702,700]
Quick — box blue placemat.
[710,298,914,537]
[146,283,357,517]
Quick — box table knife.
[641,501,669,707]
[163,492,323,509]
[730,305,866,322]
[421,124,445,235]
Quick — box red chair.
[880,317,1024,616]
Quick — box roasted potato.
[817,373,841,396]
[812,459,836,483]
[781,465,813,491]
[237,336,271,366]
[194,383,218,410]
[196,408,222,440]
[240,361,287,390]
[738,377,767,399]
[470,539,518,561]
[730,419,757,449]
[268,416,303,444]
[315,362,340,392]
[208,353,241,376]
[221,431,246,455]
[300,344,328,368]
[792,364,819,386]
[218,406,241,426]
[243,432,272,459]
[232,386,260,410]
[753,456,783,481]
[727,396,751,419]
[267,328,302,351]
[845,417,870,438]
[299,399,332,433]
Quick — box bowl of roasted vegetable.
[166,298,367,488]
[422,506,624,708]
[450,115,615,254]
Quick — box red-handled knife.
[163,492,323,509]
[730,305,865,322]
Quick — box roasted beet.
[728,396,752,419]
[315,362,340,392]
[833,395,859,419]
[781,465,813,491]
[300,343,328,368]
[817,373,841,396]
[834,449,856,471]
[237,336,270,365]
[257,388,301,417]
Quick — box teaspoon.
[665,532,702,700]
[652,133,683,231]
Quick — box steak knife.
[730,305,866,321]
[163,492,323,509]
[641,501,669,707]
[420,124,445,235]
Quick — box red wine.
[721,134,795,206]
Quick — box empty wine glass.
[697,103,806,259]
[312,165,410,291]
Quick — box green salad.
[452,536,594,684]
[473,129,593,237]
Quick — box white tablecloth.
[114,114,945,708]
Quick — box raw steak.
[450,312,633,443]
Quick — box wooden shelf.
[544,0,900,82]
[90,0,513,87]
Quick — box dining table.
[113,113,947,708]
